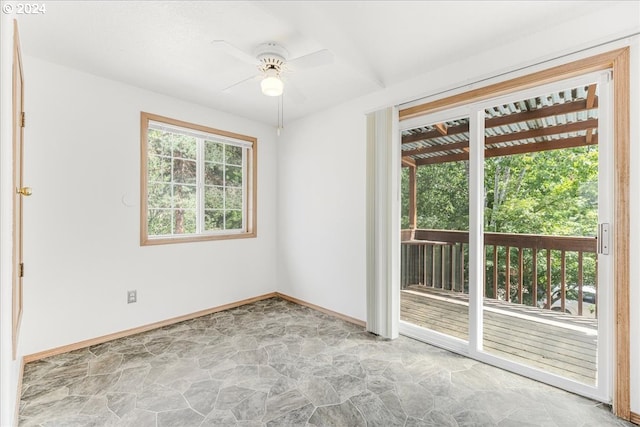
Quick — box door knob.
[17,187,32,196]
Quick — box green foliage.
[226,145,243,165]
[401,161,469,230]
[484,147,598,236]
[205,140,224,163]
[147,130,245,236]
[402,146,598,237]
[401,146,599,299]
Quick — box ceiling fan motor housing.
[255,42,288,74]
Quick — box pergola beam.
[415,152,469,166]
[403,140,468,157]
[586,84,597,109]
[484,118,598,146]
[484,98,598,128]
[401,157,416,167]
[413,134,598,166]
[487,134,598,158]
[402,98,598,145]
[435,123,448,135]
[402,123,468,144]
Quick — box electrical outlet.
[127,290,137,304]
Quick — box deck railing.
[401,229,598,317]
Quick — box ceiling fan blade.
[211,40,259,66]
[287,49,333,71]
[221,75,259,94]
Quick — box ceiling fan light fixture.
[261,68,283,97]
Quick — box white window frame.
[140,112,257,245]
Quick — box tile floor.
[19,297,633,426]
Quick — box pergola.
[401,84,599,230]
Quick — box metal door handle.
[17,187,32,196]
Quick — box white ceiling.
[16,1,621,126]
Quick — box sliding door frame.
[398,48,630,419]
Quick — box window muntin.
[141,113,256,245]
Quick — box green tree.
[402,161,469,231]
[401,145,599,302]
[147,130,197,235]
[402,145,598,237]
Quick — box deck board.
[400,286,597,385]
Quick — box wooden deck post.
[408,164,417,232]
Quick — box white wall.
[1,13,23,427]
[276,104,367,320]
[276,3,640,413]
[18,57,278,356]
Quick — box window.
[140,112,256,245]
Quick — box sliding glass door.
[481,81,605,387]
[399,71,612,401]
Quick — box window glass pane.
[481,83,599,386]
[143,114,254,242]
[148,209,172,235]
[225,187,243,210]
[400,116,470,343]
[226,145,243,166]
[148,183,172,209]
[174,209,196,234]
[205,162,224,186]
[148,155,172,183]
[148,130,172,157]
[225,210,243,229]
[205,140,224,163]
[205,186,224,210]
[226,165,243,187]
[172,135,197,159]
[173,159,197,184]
[205,210,224,231]
[173,185,196,209]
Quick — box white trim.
[196,138,205,233]
[241,147,248,232]
[596,69,614,403]
[399,321,468,354]
[468,107,485,353]
[148,121,252,149]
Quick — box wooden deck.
[401,285,597,385]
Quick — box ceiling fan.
[213,41,333,102]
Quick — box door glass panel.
[400,117,470,341]
[481,83,599,385]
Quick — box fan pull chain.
[277,94,284,136]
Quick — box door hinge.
[19,262,24,278]
[21,112,25,128]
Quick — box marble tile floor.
[19,297,633,427]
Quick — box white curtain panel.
[365,107,400,339]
